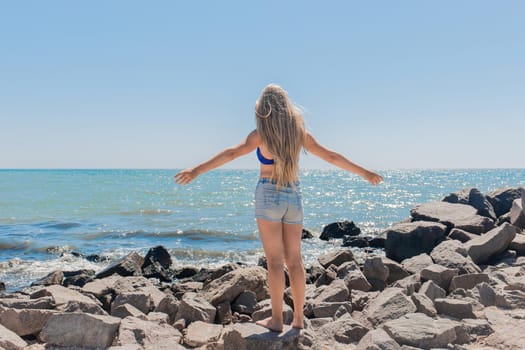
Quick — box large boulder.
[0,307,58,336]
[449,273,489,291]
[383,313,457,349]
[222,323,302,350]
[465,223,518,264]
[116,316,183,347]
[175,292,216,323]
[39,313,120,348]
[434,298,476,319]
[420,264,457,291]
[202,266,268,306]
[0,296,55,310]
[442,188,471,204]
[356,328,401,350]
[410,201,494,234]
[363,256,389,290]
[401,253,433,275]
[30,285,99,306]
[468,188,497,220]
[384,222,447,262]
[510,233,525,256]
[96,252,144,279]
[320,220,361,240]
[364,288,417,326]
[430,239,481,274]
[318,249,355,268]
[184,321,223,347]
[486,187,522,217]
[0,323,27,350]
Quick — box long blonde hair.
[255,84,306,187]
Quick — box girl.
[175,84,383,332]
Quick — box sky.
[0,1,523,170]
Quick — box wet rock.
[301,228,314,239]
[142,261,171,282]
[0,306,58,336]
[434,298,476,319]
[449,273,489,291]
[364,287,417,326]
[369,236,386,248]
[184,320,223,347]
[96,251,144,279]
[383,313,457,349]
[465,223,518,264]
[39,313,120,348]
[222,323,302,350]
[174,266,199,279]
[31,270,64,287]
[0,323,27,350]
[202,266,268,306]
[320,220,361,240]
[486,187,522,218]
[143,245,172,270]
[175,292,216,323]
[420,264,458,291]
[63,269,95,287]
[401,253,433,275]
[116,316,182,347]
[318,249,355,268]
[356,328,401,350]
[342,235,369,248]
[384,222,447,262]
[410,201,494,234]
[419,280,446,301]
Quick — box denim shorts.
[254,178,304,225]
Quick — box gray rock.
[465,223,518,264]
[430,240,481,275]
[351,290,379,312]
[184,321,223,347]
[0,323,27,350]
[449,273,489,291]
[486,187,522,217]
[343,269,372,292]
[401,253,434,275]
[434,298,475,319]
[410,201,494,234]
[320,220,361,240]
[382,258,410,284]
[96,251,145,279]
[364,256,389,283]
[175,292,216,323]
[495,289,525,309]
[222,323,302,350]
[111,292,154,315]
[252,299,293,324]
[39,313,120,348]
[442,188,471,205]
[30,285,99,306]
[202,266,268,306]
[390,274,421,296]
[319,316,369,344]
[471,282,496,306]
[232,290,258,315]
[510,233,525,256]
[457,318,494,343]
[154,294,179,324]
[356,328,401,350]
[0,306,58,336]
[59,300,108,315]
[410,293,436,317]
[0,296,55,310]
[510,197,525,229]
[365,287,417,326]
[215,300,232,325]
[116,316,183,347]
[318,249,355,268]
[385,222,447,262]
[420,264,458,291]
[468,188,497,220]
[111,303,146,319]
[313,279,349,303]
[419,280,446,301]
[448,228,476,242]
[307,301,352,318]
[383,313,457,349]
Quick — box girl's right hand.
[174,168,198,185]
[363,170,383,185]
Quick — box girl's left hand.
[174,168,198,185]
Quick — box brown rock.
[0,306,58,336]
[184,321,223,347]
[0,323,27,350]
[116,316,183,347]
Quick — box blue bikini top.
[256,147,274,165]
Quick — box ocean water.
[0,169,523,292]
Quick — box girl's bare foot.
[256,316,283,332]
[292,316,304,329]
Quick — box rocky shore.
[1,186,524,350]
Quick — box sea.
[0,169,523,292]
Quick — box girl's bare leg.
[256,219,285,332]
[282,223,305,328]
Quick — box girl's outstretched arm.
[174,129,260,185]
[304,132,383,185]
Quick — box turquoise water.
[0,169,523,291]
